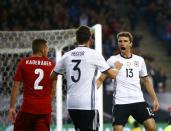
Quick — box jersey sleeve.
[139,58,148,77]
[95,53,110,72]
[13,59,23,81]
[53,55,66,74]
[107,56,115,68]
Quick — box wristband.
[112,68,119,72]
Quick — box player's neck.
[32,53,43,57]
[85,42,90,48]
[78,44,88,47]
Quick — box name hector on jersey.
[71,51,85,56]
[26,60,52,66]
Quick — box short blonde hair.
[117,31,133,42]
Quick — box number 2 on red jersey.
[34,68,44,90]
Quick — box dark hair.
[76,25,91,44]
[117,31,133,43]
[32,39,47,54]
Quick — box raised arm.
[96,61,122,89]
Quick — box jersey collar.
[77,45,88,47]
[120,53,132,59]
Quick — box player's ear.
[40,47,45,56]
[89,37,94,46]
[130,42,133,47]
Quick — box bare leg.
[143,118,156,131]
[113,125,124,131]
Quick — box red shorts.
[14,111,51,131]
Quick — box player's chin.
[43,55,48,58]
[120,49,126,53]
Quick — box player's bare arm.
[50,70,57,98]
[51,80,57,98]
[96,61,123,89]
[8,81,21,123]
[96,68,118,89]
[50,71,58,80]
[96,73,107,89]
[143,76,159,112]
[106,61,123,79]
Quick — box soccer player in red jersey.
[8,39,57,131]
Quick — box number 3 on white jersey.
[34,68,44,90]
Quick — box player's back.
[63,46,108,110]
[14,56,55,114]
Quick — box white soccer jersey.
[54,46,110,110]
[107,54,148,104]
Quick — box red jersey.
[13,56,55,114]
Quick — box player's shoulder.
[132,54,144,61]
[88,48,101,55]
[62,49,76,58]
[69,47,100,57]
[108,54,120,60]
[88,49,105,59]
[44,57,56,65]
[18,57,27,64]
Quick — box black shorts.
[112,102,155,126]
[68,109,99,131]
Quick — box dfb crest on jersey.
[134,61,139,67]
[127,62,131,67]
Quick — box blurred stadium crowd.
[0,0,171,125]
